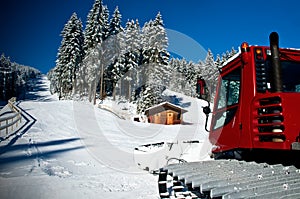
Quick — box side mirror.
[202,106,211,115]
[197,78,212,132]
[202,104,211,132]
[196,78,210,101]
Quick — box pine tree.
[54,12,84,99]
[109,19,141,101]
[75,44,110,103]
[137,13,170,113]
[0,53,40,100]
[105,7,125,99]
[168,58,203,97]
[48,68,59,94]
[169,58,185,93]
[108,6,123,37]
[215,54,222,71]
[225,50,231,60]
[101,5,110,41]
[124,20,141,54]
[83,0,104,54]
[0,54,12,100]
[218,47,237,69]
[153,12,168,50]
[123,20,140,100]
[110,54,126,100]
[83,1,120,102]
[230,46,237,57]
[221,52,227,66]
[201,49,219,101]
[136,86,156,114]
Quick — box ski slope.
[0,76,211,199]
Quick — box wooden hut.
[145,102,187,125]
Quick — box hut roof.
[144,102,188,115]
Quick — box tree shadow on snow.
[0,145,84,166]
[0,138,82,155]
[0,101,85,166]
[20,77,56,102]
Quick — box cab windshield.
[217,67,241,109]
[213,67,241,130]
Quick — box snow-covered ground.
[0,76,212,199]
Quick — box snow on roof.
[145,101,188,113]
[221,50,241,68]
[281,47,300,51]
[221,45,300,69]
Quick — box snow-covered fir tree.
[108,6,123,37]
[101,5,110,41]
[104,6,125,99]
[80,47,100,102]
[217,46,237,70]
[168,58,202,97]
[136,86,156,114]
[76,36,120,103]
[83,0,105,54]
[137,12,170,113]
[185,61,202,96]
[0,53,40,100]
[110,53,126,100]
[77,0,116,103]
[124,20,141,54]
[168,58,186,93]
[107,19,141,101]
[54,13,84,99]
[48,1,244,116]
[0,54,13,100]
[215,54,222,71]
[200,49,219,101]
[230,47,237,57]
[121,20,141,101]
[48,68,59,94]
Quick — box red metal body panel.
[252,93,300,150]
[209,45,300,154]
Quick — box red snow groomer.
[158,32,300,199]
[201,32,300,166]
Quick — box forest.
[48,0,236,113]
[0,53,41,101]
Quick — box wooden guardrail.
[0,97,22,135]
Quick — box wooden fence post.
[11,118,13,131]
[6,120,8,135]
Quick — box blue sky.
[1,0,300,74]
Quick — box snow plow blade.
[158,160,300,198]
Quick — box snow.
[221,50,241,68]
[144,101,187,113]
[0,75,212,198]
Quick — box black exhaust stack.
[269,32,283,92]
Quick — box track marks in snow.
[26,141,73,178]
[24,138,68,178]
[39,159,72,178]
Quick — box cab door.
[209,66,242,152]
